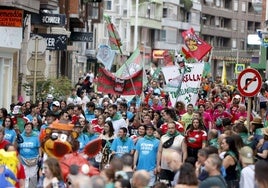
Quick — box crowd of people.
[0,71,268,188]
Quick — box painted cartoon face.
[185,37,198,51]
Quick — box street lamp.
[134,0,139,50]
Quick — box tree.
[22,76,72,102]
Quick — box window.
[242,2,246,12]
[240,21,245,33]
[163,7,167,18]
[216,0,220,7]
[104,0,112,11]
[123,9,127,16]
[232,39,237,48]
[233,0,238,11]
[166,29,177,43]
[160,30,166,41]
[232,20,237,30]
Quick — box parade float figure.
[40,122,101,180]
[0,149,19,186]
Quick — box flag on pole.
[96,44,115,70]
[221,61,227,85]
[96,67,143,95]
[115,47,142,78]
[103,14,122,52]
[182,28,212,61]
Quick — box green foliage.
[181,0,193,12]
[22,76,72,102]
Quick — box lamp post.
[134,0,139,50]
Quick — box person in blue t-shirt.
[84,123,99,143]
[2,117,16,144]
[84,101,96,122]
[73,121,88,153]
[111,127,134,157]
[18,122,41,188]
[133,124,160,187]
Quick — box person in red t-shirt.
[185,118,207,162]
[0,127,10,149]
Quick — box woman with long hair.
[37,157,65,188]
[152,110,163,129]
[175,101,186,117]
[2,116,16,144]
[94,114,106,134]
[185,118,207,162]
[99,120,115,169]
[0,108,8,125]
[175,163,198,188]
[32,116,42,134]
[221,136,240,188]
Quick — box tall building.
[97,0,202,69]
[201,0,261,80]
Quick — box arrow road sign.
[237,68,262,97]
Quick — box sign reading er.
[30,33,67,50]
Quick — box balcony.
[0,0,40,13]
[40,0,59,10]
[202,25,232,38]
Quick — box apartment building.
[201,0,261,79]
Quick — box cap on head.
[47,94,54,100]
[52,101,60,107]
[239,146,254,164]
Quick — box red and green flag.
[115,47,142,78]
[96,67,143,95]
[103,14,122,52]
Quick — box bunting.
[97,67,143,95]
[115,47,142,78]
[96,44,115,70]
[103,14,122,51]
[182,28,212,61]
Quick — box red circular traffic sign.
[237,68,262,97]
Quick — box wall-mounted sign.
[235,64,245,74]
[31,33,67,50]
[41,13,66,26]
[0,10,23,27]
[70,32,93,42]
[31,13,66,27]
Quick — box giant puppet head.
[40,122,102,179]
[40,122,79,158]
